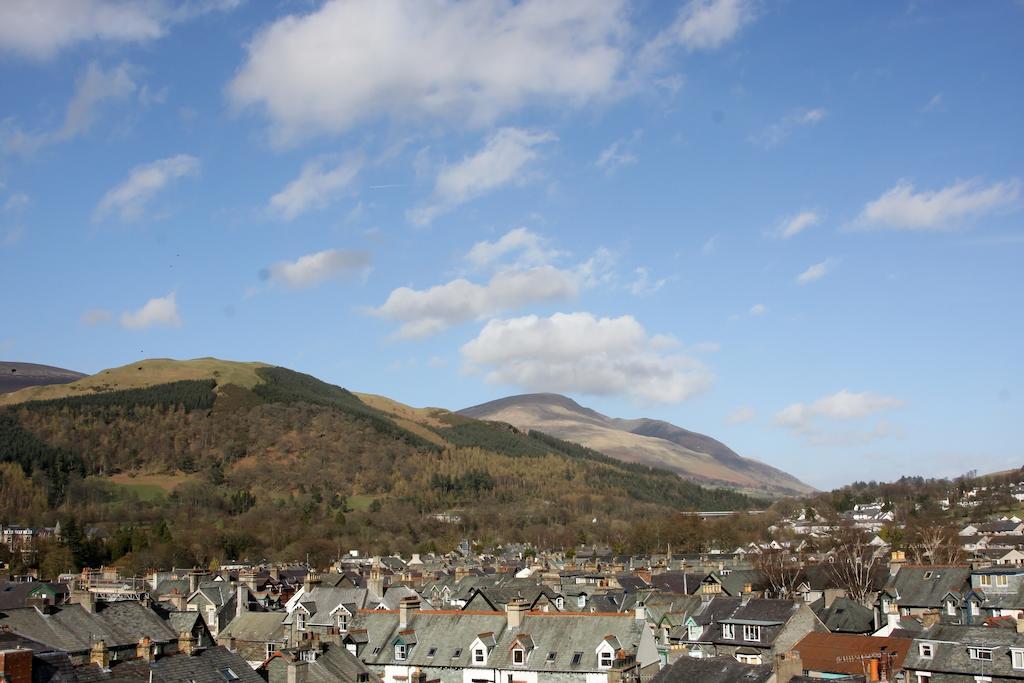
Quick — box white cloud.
[120,293,182,329]
[628,267,668,296]
[374,265,578,339]
[0,0,240,60]
[3,62,138,154]
[228,0,628,144]
[774,389,905,443]
[854,178,1021,231]
[269,155,363,220]
[465,227,561,270]
[3,193,29,212]
[922,93,943,112]
[726,406,756,424]
[751,107,827,148]
[777,210,820,239]
[461,312,713,403]
[81,308,113,326]
[596,132,641,174]
[665,0,753,52]
[796,258,835,285]
[94,154,200,222]
[410,128,555,225]
[749,303,767,317]
[268,249,371,289]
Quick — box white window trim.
[742,625,761,642]
[473,648,486,665]
[1013,648,1024,670]
[395,643,407,661]
[512,648,526,666]
[919,643,933,659]
[598,650,613,670]
[722,624,735,639]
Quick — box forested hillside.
[0,360,765,575]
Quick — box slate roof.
[648,572,704,595]
[150,646,264,683]
[905,623,1024,679]
[350,609,652,673]
[0,602,175,654]
[651,655,773,683]
[794,631,912,676]
[884,566,971,608]
[815,597,875,634]
[218,611,287,643]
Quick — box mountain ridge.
[459,392,813,497]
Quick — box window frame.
[473,647,486,665]
[919,643,933,659]
[969,647,993,661]
[742,624,761,642]
[721,624,735,639]
[598,650,613,669]
[512,648,525,666]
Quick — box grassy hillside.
[0,359,768,573]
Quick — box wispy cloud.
[852,178,1021,231]
[774,389,905,445]
[750,107,827,148]
[796,258,836,285]
[269,155,362,220]
[726,406,756,424]
[749,303,767,317]
[776,210,820,239]
[94,154,200,222]
[596,131,641,174]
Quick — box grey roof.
[651,655,773,683]
[884,566,971,608]
[905,623,1024,678]
[815,597,875,634]
[150,646,264,683]
[350,610,652,672]
[0,602,175,654]
[219,611,287,642]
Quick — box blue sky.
[1,0,1021,489]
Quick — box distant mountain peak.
[460,393,814,497]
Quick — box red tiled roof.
[793,632,913,676]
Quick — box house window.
[998,575,1009,587]
[980,575,992,587]
[220,669,240,681]
[453,648,462,659]
[969,647,993,660]
[688,625,701,640]
[915,671,931,682]
[571,652,583,666]
[337,613,348,631]
[546,651,556,664]
[722,624,735,639]
[513,648,525,665]
[395,644,407,661]
[970,602,980,616]
[919,643,933,658]
[357,675,370,683]
[923,571,933,580]
[296,612,306,632]
[742,625,761,642]
[1013,649,1024,669]
[736,654,762,665]
[265,643,279,660]
[371,647,382,656]
[473,648,486,664]
[947,601,956,616]
[599,651,613,669]
[427,647,437,659]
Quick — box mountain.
[0,362,85,395]
[0,358,769,567]
[459,393,813,497]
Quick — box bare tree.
[753,547,801,599]
[909,524,963,565]
[828,525,882,605]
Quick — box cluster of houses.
[5,505,1024,682]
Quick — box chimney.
[169,589,187,612]
[240,569,257,591]
[773,650,802,683]
[136,637,154,663]
[634,601,646,621]
[742,583,753,595]
[188,570,200,594]
[506,598,528,630]
[400,596,420,628]
[368,563,384,598]
[303,571,321,594]
[0,649,33,683]
[287,660,309,683]
[270,567,280,581]
[90,640,110,670]
[178,631,197,656]
[71,588,96,613]
[411,670,427,683]
[888,550,906,577]
[236,584,248,619]
[1015,617,1024,634]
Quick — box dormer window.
[722,624,735,639]
[969,647,993,661]
[473,647,486,664]
[337,613,348,632]
[742,625,761,642]
[513,648,525,665]
[395,644,407,661]
[688,625,701,640]
[946,600,956,616]
[296,612,306,632]
[599,651,613,669]
[919,643,933,658]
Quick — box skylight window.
[220,668,240,681]
[571,652,583,666]
[427,647,437,658]
[452,648,462,658]
[546,651,557,663]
